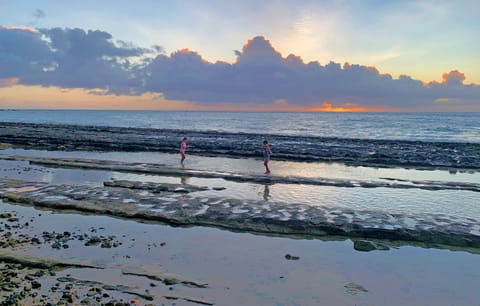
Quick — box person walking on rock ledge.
[180,137,188,164]
[262,140,272,174]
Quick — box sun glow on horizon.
[0,85,396,112]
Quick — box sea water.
[1,110,479,143]
[1,110,479,223]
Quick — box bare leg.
[264,158,270,174]
[181,153,186,164]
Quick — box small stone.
[284,254,300,260]
[51,241,62,249]
[62,292,74,303]
[100,241,112,248]
[31,280,42,289]
[85,236,101,246]
[353,240,389,252]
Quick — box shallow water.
[3,201,480,306]
[1,149,479,221]
[2,148,479,183]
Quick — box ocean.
[1,108,479,218]
[1,110,479,143]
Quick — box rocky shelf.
[1,177,479,253]
[1,122,479,170]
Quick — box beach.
[0,118,480,305]
[2,0,480,303]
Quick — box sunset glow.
[1,1,479,111]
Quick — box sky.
[0,0,479,111]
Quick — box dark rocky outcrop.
[1,122,479,170]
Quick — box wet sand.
[2,200,480,306]
[1,148,480,305]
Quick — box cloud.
[1,27,479,111]
[143,36,480,110]
[0,27,157,93]
[441,70,466,85]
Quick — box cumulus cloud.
[1,27,479,110]
[143,36,480,109]
[0,27,156,93]
[441,70,466,85]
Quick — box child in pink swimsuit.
[180,137,188,163]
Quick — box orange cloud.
[306,102,394,112]
[0,85,399,112]
[0,25,37,32]
[434,98,461,103]
[0,78,19,87]
[172,48,210,63]
[0,85,196,110]
[442,70,466,84]
[196,101,395,112]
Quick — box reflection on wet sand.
[263,184,270,201]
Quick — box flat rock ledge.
[4,155,480,192]
[1,178,479,253]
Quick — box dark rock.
[101,241,112,248]
[353,240,390,252]
[51,241,62,249]
[31,280,41,289]
[85,236,102,246]
[284,254,300,260]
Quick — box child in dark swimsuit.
[262,140,272,174]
